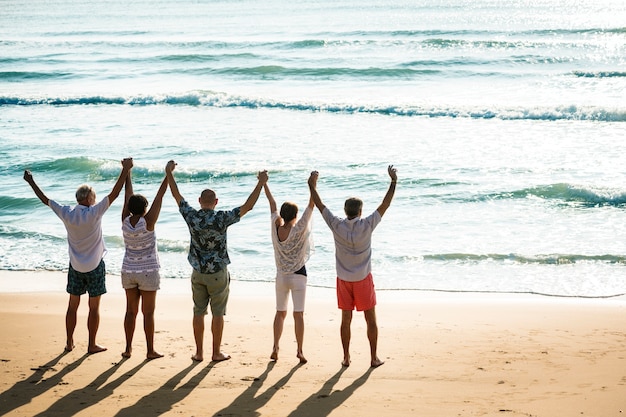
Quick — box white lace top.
[270,206,314,274]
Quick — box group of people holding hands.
[23,159,397,368]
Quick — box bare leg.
[87,295,107,354]
[211,315,230,362]
[340,310,353,367]
[293,311,307,364]
[364,307,384,367]
[65,294,80,352]
[192,314,205,361]
[122,288,140,358]
[141,290,163,360]
[271,310,287,361]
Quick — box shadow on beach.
[30,357,146,417]
[214,361,303,417]
[114,360,212,417]
[0,351,88,416]
[287,366,374,417]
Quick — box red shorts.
[336,273,376,311]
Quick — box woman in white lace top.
[263,180,314,364]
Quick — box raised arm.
[376,165,397,217]
[108,157,133,205]
[165,160,184,206]
[239,170,269,217]
[308,170,326,214]
[23,170,50,206]
[144,176,169,230]
[121,168,133,221]
[307,188,315,210]
[263,183,277,213]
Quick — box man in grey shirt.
[308,165,397,368]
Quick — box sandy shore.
[0,270,625,417]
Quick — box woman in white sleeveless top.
[120,165,168,360]
[263,180,314,364]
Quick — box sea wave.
[429,183,626,207]
[17,156,260,184]
[0,71,73,81]
[0,225,66,244]
[573,71,626,78]
[478,184,626,207]
[24,156,104,174]
[0,196,37,212]
[2,93,625,122]
[422,253,626,265]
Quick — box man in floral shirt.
[165,160,268,362]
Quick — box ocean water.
[1,0,625,297]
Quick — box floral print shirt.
[179,199,241,274]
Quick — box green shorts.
[67,260,107,297]
[191,267,230,316]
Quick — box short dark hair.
[280,202,298,223]
[128,194,148,216]
[344,197,363,218]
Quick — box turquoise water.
[1,0,626,297]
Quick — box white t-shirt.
[321,207,382,282]
[270,206,314,274]
[49,197,110,273]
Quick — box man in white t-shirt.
[24,157,133,354]
[308,165,397,368]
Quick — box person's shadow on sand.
[213,361,303,417]
[114,360,212,417]
[30,357,146,417]
[0,351,88,416]
[287,366,374,417]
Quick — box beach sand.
[0,270,625,417]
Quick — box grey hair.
[75,184,94,202]
[344,197,363,218]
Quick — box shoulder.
[219,207,241,221]
[321,206,338,221]
[364,210,382,226]
[91,197,110,215]
[179,199,194,213]
[48,199,66,214]
[97,197,110,208]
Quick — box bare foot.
[88,345,107,354]
[371,358,385,368]
[147,351,164,360]
[297,351,307,364]
[121,350,132,358]
[191,354,203,362]
[270,348,278,361]
[212,352,231,362]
